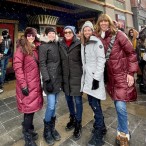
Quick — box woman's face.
[27,34,35,43]
[99,20,109,32]
[47,32,56,41]
[64,28,74,40]
[83,26,93,39]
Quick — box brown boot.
[116,132,129,146]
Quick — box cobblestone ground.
[0,81,146,146]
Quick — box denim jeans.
[88,95,105,129]
[65,95,83,121]
[114,101,129,134]
[0,56,10,84]
[45,93,59,122]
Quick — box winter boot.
[51,117,61,141]
[116,132,130,146]
[92,122,107,135]
[22,122,38,140]
[73,120,82,140]
[43,120,54,145]
[88,129,104,146]
[24,131,37,146]
[65,115,76,131]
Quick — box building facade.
[131,0,146,31]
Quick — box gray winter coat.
[39,35,62,95]
[59,37,82,96]
[80,36,106,100]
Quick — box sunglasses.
[64,31,73,34]
[27,34,35,37]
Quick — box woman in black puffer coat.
[39,27,62,145]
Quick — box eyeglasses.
[27,34,35,37]
[64,31,73,34]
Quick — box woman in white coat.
[81,21,106,146]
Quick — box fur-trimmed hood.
[38,34,59,43]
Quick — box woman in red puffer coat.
[95,14,138,146]
[13,27,43,146]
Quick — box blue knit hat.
[64,26,76,35]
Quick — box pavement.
[0,80,146,146]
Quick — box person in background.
[59,26,83,140]
[1,30,13,85]
[0,36,4,93]
[81,21,107,146]
[128,28,138,50]
[39,27,62,145]
[95,14,138,146]
[13,27,43,146]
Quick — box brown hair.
[95,14,117,35]
[17,27,38,55]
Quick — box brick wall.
[130,0,146,9]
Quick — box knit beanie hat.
[81,21,94,32]
[24,27,37,37]
[64,26,76,35]
[45,27,56,35]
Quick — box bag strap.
[105,31,118,61]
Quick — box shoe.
[51,117,61,141]
[88,129,104,146]
[24,131,37,146]
[0,88,3,94]
[116,132,129,146]
[22,122,38,140]
[43,120,54,145]
[65,115,76,131]
[73,120,82,140]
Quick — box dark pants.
[65,95,83,121]
[24,113,34,131]
[88,95,105,129]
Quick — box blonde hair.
[95,14,117,35]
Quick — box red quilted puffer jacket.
[100,30,138,102]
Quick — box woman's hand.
[127,74,134,87]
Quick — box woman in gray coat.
[59,26,83,140]
[81,21,106,146]
[39,27,62,145]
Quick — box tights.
[24,113,34,131]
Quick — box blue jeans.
[65,95,83,121]
[88,95,105,129]
[0,56,10,84]
[114,101,128,134]
[45,93,59,122]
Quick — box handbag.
[104,31,118,83]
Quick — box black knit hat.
[45,27,56,35]
[2,30,8,36]
[24,27,37,37]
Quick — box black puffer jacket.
[39,35,62,94]
[59,36,82,96]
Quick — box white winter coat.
[80,36,106,100]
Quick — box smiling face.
[47,32,56,41]
[26,34,35,43]
[83,26,93,39]
[99,20,109,32]
[64,28,74,40]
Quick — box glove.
[92,79,99,90]
[46,80,53,92]
[22,87,29,96]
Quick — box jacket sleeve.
[13,48,27,88]
[39,45,50,81]
[118,31,138,75]
[93,39,106,81]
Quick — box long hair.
[17,27,38,55]
[95,14,117,35]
